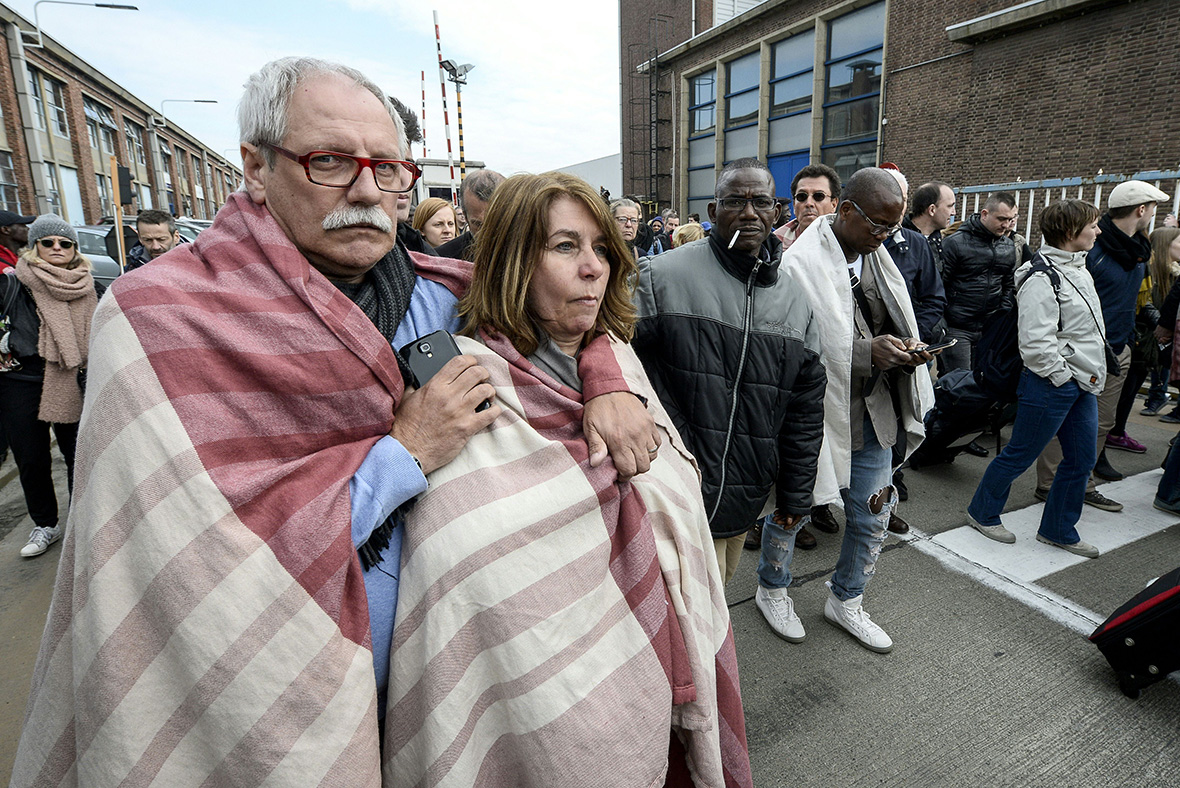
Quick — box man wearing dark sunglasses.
[780,167,935,655]
[774,163,840,250]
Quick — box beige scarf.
[15,251,96,423]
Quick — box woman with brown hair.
[410,196,457,248]
[384,172,751,787]
[0,214,102,558]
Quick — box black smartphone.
[400,329,462,387]
[398,330,491,411]
[908,337,957,354]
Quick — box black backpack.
[973,255,1061,402]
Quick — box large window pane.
[0,152,20,213]
[771,72,812,116]
[691,106,716,136]
[688,167,716,199]
[825,49,882,103]
[822,140,877,183]
[773,32,813,79]
[828,2,885,60]
[726,91,758,126]
[688,135,715,168]
[724,125,758,161]
[769,112,811,154]
[687,198,711,222]
[692,71,716,106]
[823,96,879,144]
[727,52,760,93]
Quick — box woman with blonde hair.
[0,214,102,557]
[672,221,705,247]
[386,172,751,786]
[1142,227,1180,415]
[411,196,457,248]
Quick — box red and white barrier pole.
[433,10,458,205]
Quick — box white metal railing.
[956,169,1180,245]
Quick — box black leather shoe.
[795,525,817,550]
[964,440,990,457]
[743,520,762,551]
[810,504,840,534]
[1093,450,1124,482]
[887,512,910,534]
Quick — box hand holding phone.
[908,337,957,355]
[400,330,491,412]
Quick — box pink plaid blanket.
[11,194,468,787]
[383,330,751,788]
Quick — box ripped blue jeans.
[832,415,896,601]
[758,414,895,599]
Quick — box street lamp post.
[25,1,138,47]
[10,1,137,215]
[150,99,217,215]
[440,59,474,184]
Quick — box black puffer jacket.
[633,232,826,538]
[941,214,1018,332]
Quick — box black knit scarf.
[331,241,420,571]
[1096,214,1152,272]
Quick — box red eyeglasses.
[267,145,422,194]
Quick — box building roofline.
[0,1,239,173]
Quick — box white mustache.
[322,205,393,233]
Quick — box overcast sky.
[7,0,622,174]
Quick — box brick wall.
[883,0,1180,190]
[647,0,1180,216]
[620,0,709,210]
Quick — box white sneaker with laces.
[755,585,806,643]
[823,582,892,653]
[20,525,61,558]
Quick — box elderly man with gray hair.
[12,56,655,785]
[435,167,504,260]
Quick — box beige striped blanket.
[382,330,751,788]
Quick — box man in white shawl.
[778,167,935,653]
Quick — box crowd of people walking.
[7,52,1180,788]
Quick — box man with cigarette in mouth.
[631,157,827,587]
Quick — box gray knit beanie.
[27,214,77,246]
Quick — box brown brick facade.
[624,0,1180,224]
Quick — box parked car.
[75,226,123,289]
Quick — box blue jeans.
[758,415,895,598]
[968,369,1097,545]
[757,513,805,590]
[1156,430,1180,506]
[831,416,895,600]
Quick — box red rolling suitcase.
[1089,567,1180,698]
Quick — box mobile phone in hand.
[399,330,491,411]
[908,337,957,354]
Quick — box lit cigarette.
[728,230,740,249]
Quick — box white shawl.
[781,214,935,505]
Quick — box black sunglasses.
[38,238,74,250]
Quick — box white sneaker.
[755,586,806,643]
[823,582,893,653]
[20,525,61,558]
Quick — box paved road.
[2,408,1179,786]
